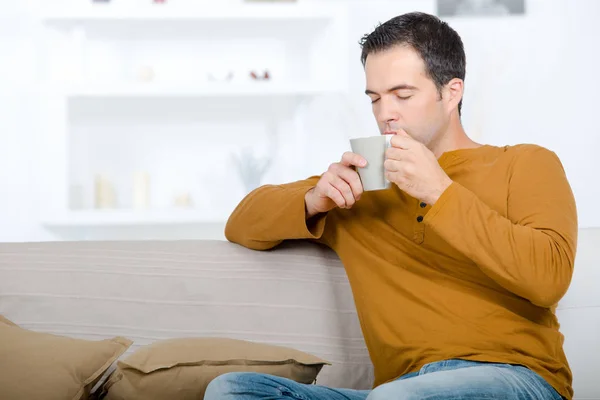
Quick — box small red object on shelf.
[250,70,271,80]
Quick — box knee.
[367,384,395,400]
[366,382,419,400]
[204,372,262,400]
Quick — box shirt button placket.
[413,200,427,244]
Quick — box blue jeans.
[204,359,563,400]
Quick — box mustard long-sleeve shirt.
[225,144,578,399]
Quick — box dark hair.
[359,12,466,115]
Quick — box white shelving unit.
[37,2,350,240]
[61,81,342,98]
[41,3,339,23]
[43,209,226,227]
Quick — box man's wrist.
[304,188,318,219]
[426,178,453,205]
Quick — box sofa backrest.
[0,239,373,389]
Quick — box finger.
[384,158,401,173]
[385,171,411,189]
[385,170,395,183]
[328,163,363,200]
[340,152,367,168]
[396,129,411,138]
[390,134,413,150]
[324,183,346,208]
[337,167,364,200]
[385,146,404,161]
[329,175,356,208]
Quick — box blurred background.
[0,0,598,242]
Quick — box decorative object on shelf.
[94,175,117,209]
[437,0,525,17]
[173,193,193,208]
[232,148,272,194]
[207,71,234,83]
[133,172,150,209]
[250,70,271,81]
[137,66,155,83]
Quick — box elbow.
[528,289,566,308]
[526,237,575,308]
[222,186,267,247]
[223,209,240,243]
[224,213,240,244]
[224,213,252,247]
[224,209,252,247]
[224,214,280,251]
[526,273,572,308]
[223,198,255,246]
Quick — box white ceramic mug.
[349,134,393,191]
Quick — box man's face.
[364,45,449,147]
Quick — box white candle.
[94,175,116,209]
[133,172,150,209]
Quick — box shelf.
[39,3,340,39]
[62,82,344,99]
[41,3,337,23]
[42,209,229,228]
[58,81,344,119]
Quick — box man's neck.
[430,120,480,159]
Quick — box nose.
[375,97,399,127]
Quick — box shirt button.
[417,216,424,223]
[420,202,427,208]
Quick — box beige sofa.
[0,228,598,399]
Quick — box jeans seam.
[278,385,308,400]
[496,365,562,400]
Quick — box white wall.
[0,0,599,243]
[0,0,54,242]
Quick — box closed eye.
[371,98,380,104]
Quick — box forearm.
[425,182,577,307]
[225,178,327,250]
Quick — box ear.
[443,78,464,115]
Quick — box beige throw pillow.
[102,337,331,400]
[0,314,18,327]
[0,315,132,400]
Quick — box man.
[205,11,576,400]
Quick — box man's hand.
[384,131,453,205]
[305,152,367,218]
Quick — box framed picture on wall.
[437,0,525,17]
